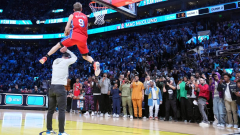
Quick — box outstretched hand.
[60,46,67,53]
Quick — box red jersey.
[74,83,81,96]
[71,11,88,41]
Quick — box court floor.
[0,109,238,135]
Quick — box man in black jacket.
[218,73,238,129]
[92,76,101,116]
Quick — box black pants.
[159,96,166,117]
[100,94,110,113]
[93,95,101,111]
[188,98,201,121]
[47,85,67,133]
[66,97,72,112]
[143,95,149,118]
[165,99,177,120]
[180,97,188,120]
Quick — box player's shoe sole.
[39,57,47,64]
[93,62,101,76]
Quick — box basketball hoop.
[89,2,108,25]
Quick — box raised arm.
[66,49,77,65]
[65,14,73,34]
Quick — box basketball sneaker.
[46,130,56,135]
[58,132,69,135]
[84,111,89,116]
[93,62,101,76]
[39,56,47,64]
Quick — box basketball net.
[89,2,108,25]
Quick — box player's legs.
[47,85,57,131]
[82,55,94,63]
[39,42,61,64]
[39,36,74,64]
[77,41,101,76]
[55,85,67,133]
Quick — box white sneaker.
[113,113,116,118]
[130,115,133,119]
[234,125,238,129]
[91,112,95,116]
[84,111,89,116]
[220,124,225,128]
[227,124,233,128]
[199,122,209,127]
[143,116,147,119]
[105,113,111,117]
[116,114,119,118]
[59,132,69,135]
[123,115,128,118]
[100,113,103,117]
[93,62,101,76]
[217,124,221,127]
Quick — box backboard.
[91,0,141,18]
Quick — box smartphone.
[122,80,125,83]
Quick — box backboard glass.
[91,0,141,18]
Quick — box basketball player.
[46,49,77,135]
[73,78,82,99]
[39,2,101,76]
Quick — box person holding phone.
[99,73,111,117]
[119,78,133,119]
[92,76,101,116]
[111,83,121,118]
[145,80,162,120]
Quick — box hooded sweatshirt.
[209,72,223,98]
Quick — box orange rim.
[89,2,108,9]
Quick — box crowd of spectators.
[0,0,237,28]
[1,18,240,94]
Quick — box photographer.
[163,78,177,121]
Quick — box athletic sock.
[45,54,50,58]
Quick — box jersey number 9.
[79,19,85,27]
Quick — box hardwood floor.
[0,109,237,135]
